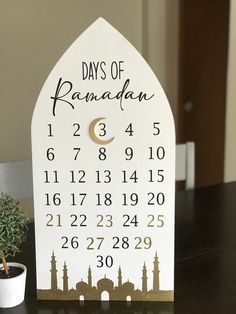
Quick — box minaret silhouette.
[153,252,160,292]
[118,266,122,287]
[88,266,92,287]
[63,261,69,292]
[142,262,148,292]
[50,251,58,290]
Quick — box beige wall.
[0,0,143,162]
[143,0,179,126]
[224,0,236,182]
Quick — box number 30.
[96,255,113,268]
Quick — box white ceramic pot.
[0,262,27,308]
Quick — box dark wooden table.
[1,182,236,314]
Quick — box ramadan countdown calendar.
[31,18,175,302]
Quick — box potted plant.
[0,193,30,308]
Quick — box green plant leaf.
[0,193,29,258]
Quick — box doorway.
[178,0,230,187]
[101,291,109,301]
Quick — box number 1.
[48,124,53,137]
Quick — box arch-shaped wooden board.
[32,18,175,302]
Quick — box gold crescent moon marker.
[89,117,115,145]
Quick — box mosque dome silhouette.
[97,277,114,292]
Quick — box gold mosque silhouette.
[37,251,173,301]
